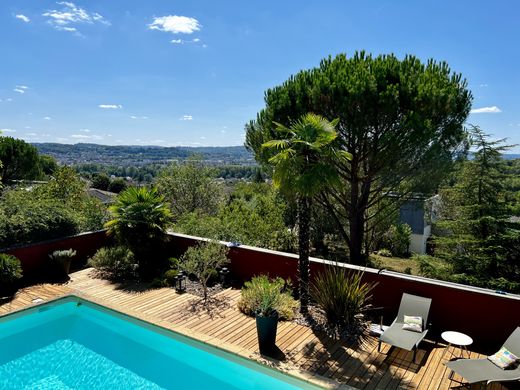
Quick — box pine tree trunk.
[298,196,311,314]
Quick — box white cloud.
[70,133,103,140]
[220,130,227,134]
[43,116,52,120]
[200,136,206,140]
[15,14,30,23]
[1,128,16,133]
[130,115,137,119]
[6,98,12,102]
[130,115,148,119]
[26,132,37,136]
[98,104,122,109]
[192,38,200,43]
[14,85,28,94]
[80,128,91,132]
[479,83,488,87]
[42,2,110,34]
[180,114,193,121]
[149,15,201,34]
[470,106,502,114]
[171,39,182,44]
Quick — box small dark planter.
[256,311,278,354]
[61,259,72,275]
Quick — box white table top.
[441,331,473,346]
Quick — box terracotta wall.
[168,233,520,350]
[3,231,518,349]
[1,230,111,278]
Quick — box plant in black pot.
[0,254,23,297]
[49,249,76,277]
[238,275,298,355]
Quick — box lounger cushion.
[488,347,519,369]
[380,322,427,351]
[402,315,422,333]
[446,358,520,384]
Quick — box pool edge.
[0,292,353,390]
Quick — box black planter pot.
[255,311,278,354]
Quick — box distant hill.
[503,154,520,160]
[33,143,255,166]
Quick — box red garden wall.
[1,230,111,278]
[3,231,518,350]
[168,233,520,351]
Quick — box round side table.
[441,331,473,360]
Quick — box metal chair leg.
[378,340,381,352]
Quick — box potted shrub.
[0,254,23,297]
[49,249,76,276]
[238,275,298,354]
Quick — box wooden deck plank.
[1,268,506,390]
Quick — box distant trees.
[156,157,224,218]
[107,178,128,193]
[92,173,111,191]
[246,52,472,265]
[0,137,42,183]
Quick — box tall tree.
[246,52,472,265]
[434,126,520,292]
[262,113,349,313]
[156,156,224,219]
[0,137,42,183]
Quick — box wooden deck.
[0,268,514,390]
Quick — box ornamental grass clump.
[311,266,376,329]
[238,275,298,320]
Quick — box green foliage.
[0,136,42,183]
[92,173,111,191]
[107,177,128,193]
[163,269,179,287]
[0,167,108,248]
[180,241,229,302]
[49,249,76,264]
[39,155,58,176]
[238,275,298,319]
[156,157,224,218]
[88,246,137,279]
[311,267,376,329]
[0,253,23,287]
[433,126,520,292]
[105,186,171,278]
[247,51,472,265]
[262,113,347,312]
[175,183,297,252]
[381,223,412,257]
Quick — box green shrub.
[168,257,180,270]
[311,267,376,328]
[164,269,179,287]
[181,241,228,302]
[0,254,23,293]
[381,223,412,257]
[88,246,137,279]
[238,275,298,320]
[49,248,76,275]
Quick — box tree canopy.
[0,137,42,183]
[246,51,472,264]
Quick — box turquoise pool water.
[0,297,319,389]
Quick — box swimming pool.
[0,296,320,389]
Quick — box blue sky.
[1,1,519,150]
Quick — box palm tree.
[262,113,350,313]
[105,186,172,278]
